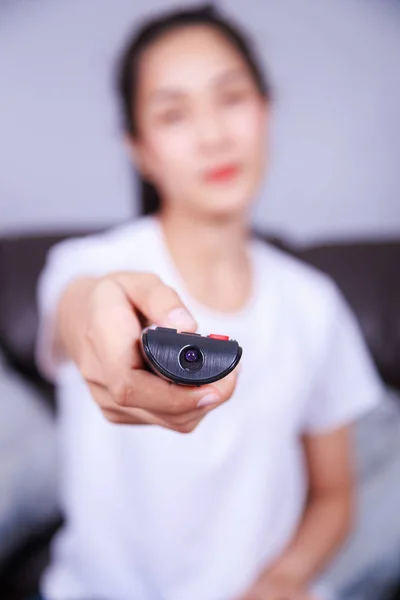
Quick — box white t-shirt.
[36,215,382,600]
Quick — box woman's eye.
[221,89,249,105]
[158,109,186,124]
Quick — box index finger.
[112,271,198,331]
[88,273,197,383]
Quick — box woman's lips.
[204,164,240,183]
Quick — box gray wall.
[0,0,399,243]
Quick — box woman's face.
[130,25,268,219]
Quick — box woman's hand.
[237,423,351,600]
[238,575,318,600]
[57,271,237,432]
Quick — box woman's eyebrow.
[148,89,185,105]
[212,68,248,86]
[147,68,248,106]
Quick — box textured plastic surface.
[140,327,242,386]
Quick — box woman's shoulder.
[254,238,336,294]
[254,239,361,372]
[64,215,156,251]
[44,216,158,269]
[254,238,343,327]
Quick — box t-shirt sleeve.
[302,282,384,434]
[35,235,115,382]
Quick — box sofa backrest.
[295,240,400,391]
[0,230,100,401]
[0,229,399,398]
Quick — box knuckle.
[169,394,193,415]
[187,419,201,432]
[168,413,188,427]
[92,276,112,299]
[165,390,180,414]
[102,409,123,424]
[79,363,92,382]
[176,421,197,434]
[147,281,169,313]
[109,380,135,407]
[162,285,180,304]
[97,273,111,285]
[78,351,93,381]
[84,325,96,345]
[146,293,161,317]
[170,398,183,415]
[169,407,204,427]
[142,272,162,289]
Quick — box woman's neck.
[157,208,254,313]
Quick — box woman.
[35,4,382,600]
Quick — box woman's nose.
[195,109,229,152]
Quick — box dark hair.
[116,3,271,216]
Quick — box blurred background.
[0,1,400,599]
[1,0,400,241]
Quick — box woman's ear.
[260,96,269,118]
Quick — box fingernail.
[167,307,197,330]
[197,392,220,408]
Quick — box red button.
[208,334,230,340]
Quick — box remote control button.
[181,331,201,336]
[155,327,177,333]
[208,334,230,340]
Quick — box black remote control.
[140,326,242,386]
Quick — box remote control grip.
[140,327,242,385]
